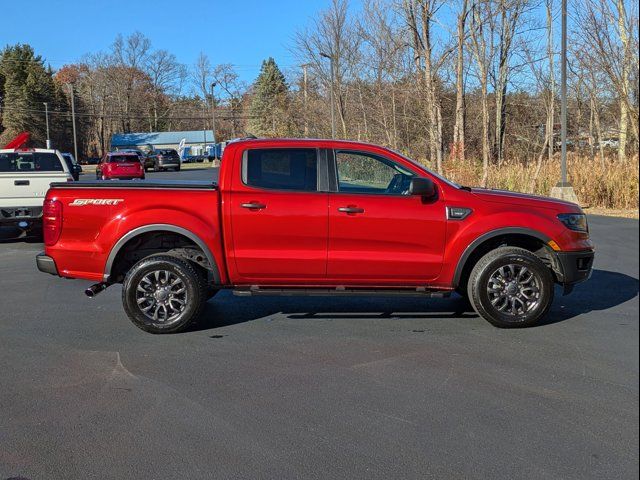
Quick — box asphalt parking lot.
[1,168,638,480]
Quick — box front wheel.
[467,246,555,328]
[122,255,208,334]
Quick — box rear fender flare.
[103,224,220,283]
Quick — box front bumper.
[555,249,594,289]
[36,253,59,276]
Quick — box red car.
[37,138,594,333]
[96,152,145,180]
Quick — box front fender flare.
[452,227,552,288]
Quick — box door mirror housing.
[409,177,437,199]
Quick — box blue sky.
[2,0,344,82]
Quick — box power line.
[0,104,258,121]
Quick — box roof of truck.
[227,138,388,149]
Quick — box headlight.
[557,213,588,232]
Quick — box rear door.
[228,147,329,283]
[0,151,69,208]
[327,149,446,283]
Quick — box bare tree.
[575,0,639,161]
[452,0,469,162]
[294,0,361,138]
[402,0,453,174]
[468,0,495,186]
[212,63,245,137]
[146,50,186,130]
[494,0,527,165]
[111,32,152,132]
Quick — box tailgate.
[0,172,69,208]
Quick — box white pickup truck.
[0,148,73,238]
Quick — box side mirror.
[409,177,437,199]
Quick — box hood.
[470,188,581,212]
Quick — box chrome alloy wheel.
[135,270,188,324]
[486,264,541,316]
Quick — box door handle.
[241,202,266,210]
[338,206,365,214]
[14,180,29,186]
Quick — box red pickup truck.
[36,138,594,333]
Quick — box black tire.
[122,254,207,334]
[467,246,554,328]
[174,166,181,172]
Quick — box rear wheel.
[467,247,554,328]
[122,255,207,334]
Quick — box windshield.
[109,155,139,163]
[389,148,461,189]
[0,152,64,172]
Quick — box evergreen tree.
[248,57,290,137]
[0,44,64,147]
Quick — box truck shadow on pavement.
[542,269,639,326]
[192,295,478,332]
[193,269,638,332]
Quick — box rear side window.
[243,149,317,191]
[109,155,139,163]
[0,152,64,172]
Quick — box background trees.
[0,1,637,188]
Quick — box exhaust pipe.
[85,282,110,297]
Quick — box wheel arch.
[103,224,220,284]
[453,227,557,290]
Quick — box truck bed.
[49,180,217,189]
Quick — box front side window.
[335,151,415,195]
[243,148,318,191]
[0,152,64,172]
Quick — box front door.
[327,150,446,284]
[228,147,328,283]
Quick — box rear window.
[0,152,64,172]
[109,155,139,163]
[243,148,317,191]
[159,149,178,156]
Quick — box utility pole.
[68,85,79,163]
[301,64,311,137]
[43,102,51,149]
[320,52,336,139]
[210,82,217,148]
[202,100,207,156]
[550,0,578,203]
[560,0,568,184]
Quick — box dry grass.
[436,154,639,211]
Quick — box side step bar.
[232,286,451,298]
